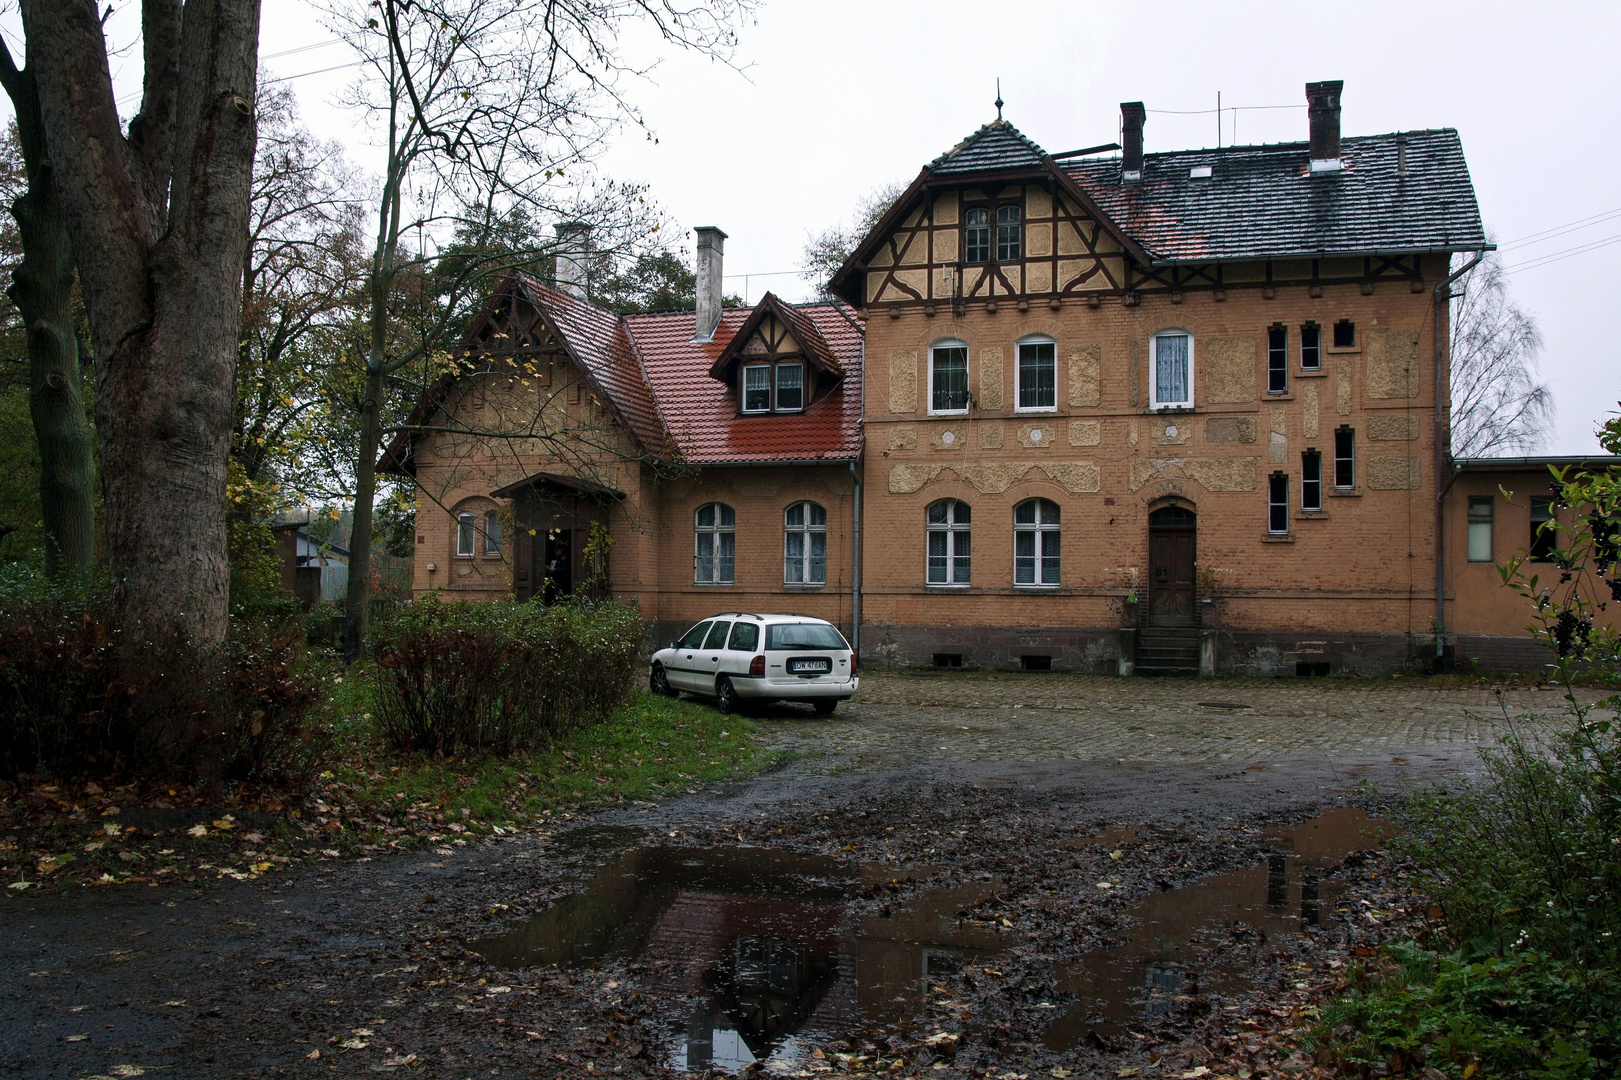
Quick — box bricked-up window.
[926,499,971,585]
[742,364,771,412]
[483,511,502,555]
[784,502,827,585]
[964,208,990,263]
[996,205,1023,262]
[1014,498,1061,586]
[456,512,476,556]
[1301,450,1322,511]
[775,363,804,412]
[1333,319,1355,348]
[694,503,736,584]
[1300,323,1322,370]
[1268,473,1290,535]
[1334,427,1355,488]
[1530,497,1557,562]
[1268,325,1288,394]
[1150,331,1193,409]
[1467,497,1494,562]
[1016,338,1057,411]
[930,342,970,414]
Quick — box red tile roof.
[625,300,864,465]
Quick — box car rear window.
[727,622,760,651]
[702,621,732,649]
[678,621,711,649]
[767,623,848,650]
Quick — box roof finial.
[995,78,1004,121]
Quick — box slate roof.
[625,302,863,465]
[928,119,1049,175]
[1061,130,1488,262]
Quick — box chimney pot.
[553,222,592,298]
[1306,80,1344,171]
[692,226,728,343]
[1120,101,1146,181]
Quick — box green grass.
[320,688,777,843]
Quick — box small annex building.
[387,80,1611,675]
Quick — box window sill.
[1298,509,1329,520]
[1326,345,1361,355]
[928,410,970,418]
[1014,585,1062,592]
[782,584,826,591]
[1266,391,1294,400]
[1014,407,1059,415]
[1328,487,1362,498]
[1296,369,1328,378]
[693,582,737,587]
[924,584,973,591]
[1262,533,1296,543]
[1148,404,1197,414]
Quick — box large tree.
[18,0,261,643]
[1450,252,1555,459]
[0,46,97,581]
[326,0,749,659]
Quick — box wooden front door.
[1148,505,1196,627]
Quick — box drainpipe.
[850,459,862,657]
[1433,249,1486,661]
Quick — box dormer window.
[740,361,804,414]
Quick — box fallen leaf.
[109,1067,146,1077]
[306,1049,320,1060]
[8,881,31,890]
[1110,850,1124,860]
[65,1034,89,1042]
[186,825,208,838]
[211,819,235,831]
[1181,1069,1210,1079]
[1116,1069,1137,1078]
[337,1037,368,1050]
[104,822,123,837]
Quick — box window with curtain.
[1014,499,1060,586]
[1467,497,1494,562]
[1151,332,1192,408]
[743,365,771,412]
[930,343,969,414]
[784,502,827,585]
[926,499,971,585]
[775,363,804,412]
[695,503,736,584]
[1017,338,1056,411]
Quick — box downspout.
[1433,249,1486,660]
[850,459,862,657]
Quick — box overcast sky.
[5,1,1619,452]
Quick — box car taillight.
[849,653,857,675]
[749,654,765,677]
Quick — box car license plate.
[789,658,830,674]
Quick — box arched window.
[1014,499,1061,586]
[926,499,971,585]
[456,511,476,557]
[483,510,502,555]
[695,503,736,584]
[1150,329,1193,409]
[784,502,827,585]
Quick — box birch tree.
[1451,253,1555,459]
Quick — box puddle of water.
[474,842,1011,1072]
[1044,808,1393,1050]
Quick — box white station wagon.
[649,613,858,715]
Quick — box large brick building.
[386,81,1613,675]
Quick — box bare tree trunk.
[343,364,386,662]
[0,47,97,581]
[19,0,260,644]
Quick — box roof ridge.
[928,117,1047,171]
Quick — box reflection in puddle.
[473,844,1008,1072]
[1044,808,1393,1050]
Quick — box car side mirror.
[669,641,680,649]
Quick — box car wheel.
[813,698,838,715]
[650,663,674,697]
[715,675,737,715]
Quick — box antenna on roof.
[995,78,1003,121]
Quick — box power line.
[1146,103,1304,115]
[1502,231,1621,275]
[1499,206,1621,251]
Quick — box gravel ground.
[2,672,1595,1079]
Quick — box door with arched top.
[1148,505,1196,627]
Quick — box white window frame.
[926,499,972,586]
[742,363,771,413]
[694,502,736,585]
[1015,335,1058,413]
[1149,330,1194,410]
[783,501,827,585]
[455,511,476,557]
[1467,497,1494,563]
[928,340,970,416]
[1013,498,1061,587]
[774,362,805,413]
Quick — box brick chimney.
[693,226,727,343]
[553,222,591,298]
[1306,80,1344,173]
[1121,101,1146,182]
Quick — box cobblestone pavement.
[747,671,1604,774]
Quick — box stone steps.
[1136,628,1201,676]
